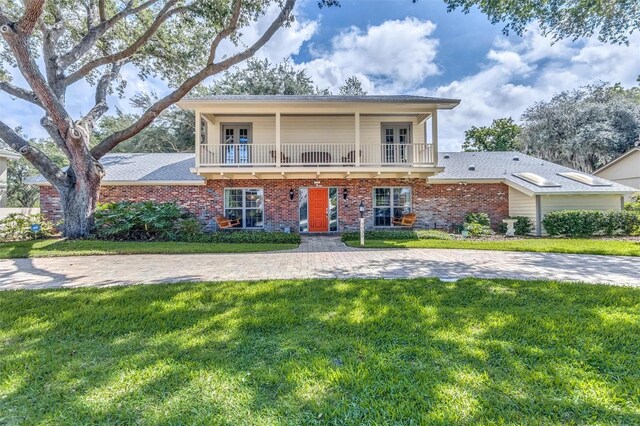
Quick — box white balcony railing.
[199,143,434,167]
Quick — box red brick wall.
[39,180,509,232]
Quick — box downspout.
[535,195,542,237]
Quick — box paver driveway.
[1,236,638,289]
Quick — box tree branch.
[1,28,74,141]
[78,62,123,130]
[58,0,161,69]
[98,0,107,22]
[17,0,45,34]
[91,0,297,159]
[0,120,67,187]
[208,0,243,64]
[0,81,42,107]
[63,2,185,87]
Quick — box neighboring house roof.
[431,151,636,195]
[27,151,635,196]
[26,153,204,186]
[593,147,640,174]
[0,148,20,160]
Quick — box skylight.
[512,172,561,187]
[557,172,613,187]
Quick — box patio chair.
[392,213,417,227]
[270,150,290,164]
[216,216,241,229]
[341,150,361,164]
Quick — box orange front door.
[308,188,329,232]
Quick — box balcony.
[199,143,435,167]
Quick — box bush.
[340,229,452,242]
[187,231,301,244]
[463,212,494,237]
[0,213,56,242]
[542,210,640,237]
[497,216,534,236]
[601,211,640,236]
[464,212,491,227]
[464,222,495,237]
[625,194,640,212]
[93,201,197,241]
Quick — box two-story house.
[32,95,635,235]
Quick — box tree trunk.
[57,169,102,239]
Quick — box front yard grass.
[1,278,638,424]
[345,237,640,256]
[0,238,297,259]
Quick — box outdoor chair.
[392,212,417,227]
[216,216,241,229]
[341,150,361,164]
[270,150,290,164]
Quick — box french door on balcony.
[382,124,411,164]
[222,124,252,164]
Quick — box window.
[373,187,411,226]
[224,188,264,228]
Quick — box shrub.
[624,194,640,212]
[497,216,534,236]
[464,212,491,227]
[463,212,494,237]
[601,211,640,236]
[0,213,56,242]
[93,201,196,241]
[542,210,640,237]
[463,222,495,237]
[340,229,452,242]
[187,231,301,244]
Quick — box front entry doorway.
[308,187,329,232]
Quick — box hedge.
[542,210,640,237]
[341,229,452,242]
[185,231,301,244]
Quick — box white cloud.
[430,26,640,151]
[300,17,440,93]
[216,2,318,64]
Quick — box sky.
[2,0,639,151]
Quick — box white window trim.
[372,186,412,227]
[224,187,265,229]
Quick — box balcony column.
[354,112,360,166]
[431,110,438,166]
[275,112,281,167]
[195,111,201,167]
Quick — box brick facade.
[39,179,509,232]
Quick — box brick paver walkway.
[1,236,638,290]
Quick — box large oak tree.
[0,0,295,237]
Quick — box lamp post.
[359,201,365,247]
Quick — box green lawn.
[0,239,297,259]
[345,237,640,256]
[1,278,638,424]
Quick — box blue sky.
[2,0,639,151]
